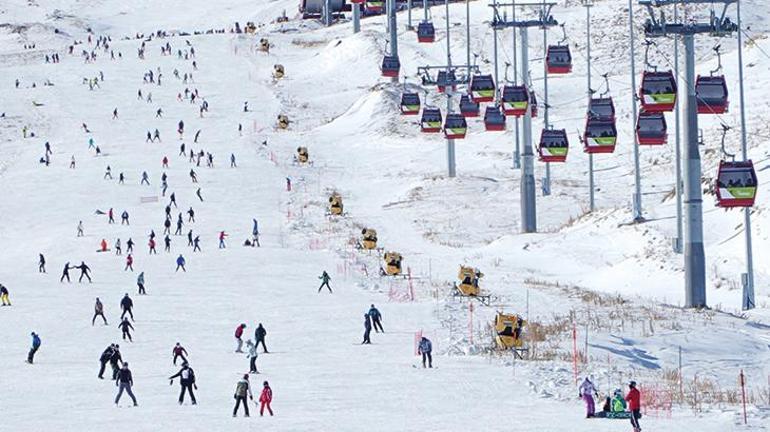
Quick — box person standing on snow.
[218,231,228,249]
[141,171,150,185]
[121,211,129,225]
[120,293,134,320]
[125,254,134,271]
[232,374,253,417]
[75,261,92,283]
[118,317,134,342]
[115,362,138,406]
[115,239,122,255]
[98,344,115,379]
[318,271,332,293]
[77,221,84,237]
[164,235,171,252]
[234,323,247,353]
[148,238,157,254]
[251,219,260,247]
[362,314,372,345]
[60,262,73,282]
[579,376,598,418]
[175,254,186,272]
[418,337,433,368]
[137,272,146,295]
[27,332,41,364]
[259,381,273,416]
[625,381,642,432]
[108,208,115,224]
[93,297,108,325]
[254,323,268,353]
[127,238,134,253]
[246,340,258,374]
[0,284,10,306]
[195,188,203,202]
[172,342,188,365]
[38,253,46,273]
[108,344,123,380]
[187,207,195,222]
[230,153,236,168]
[368,304,384,333]
[169,362,197,405]
[193,236,201,252]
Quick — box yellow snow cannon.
[361,228,378,250]
[329,193,343,216]
[457,265,483,297]
[383,252,402,276]
[296,146,309,163]
[494,312,526,349]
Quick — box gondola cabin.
[459,95,480,118]
[500,85,529,117]
[636,112,667,146]
[400,92,421,116]
[546,45,573,74]
[443,113,467,140]
[417,21,435,43]
[716,160,758,208]
[365,0,384,14]
[483,106,506,131]
[457,266,483,297]
[381,55,400,78]
[361,228,378,250]
[583,118,617,154]
[639,70,677,112]
[296,146,309,163]
[436,70,456,93]
[420,107,442,133]
[494,313,526,349]
[538,129,569,162]
[329,193,344,215]
[383,252,403,276]
[588,97,615,121]
[696,75,729,114]
[469,74,496,103]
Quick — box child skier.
[579,376,598,418]
[259,381,273,416]
[172,342,188,365]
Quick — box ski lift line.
[741,29,770,63]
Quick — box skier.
[141,171,150,185]
[93,297,108,325]
[579,376,598,418]
[109,345,123,380]
[230,153,236,167]
[252,219,260,247]
[60,262,73,282]
[108,208,115,224]
[100,238,109,252]
[153,129,161,142]
[0,284,10,306]
[98,344,115,379]
[246,340,258,374]
[175,218,183,235]
[625,381,642,432]
[254,323,268,353]
[148,238,157,254]
[318,271,332,293]
[115,238,122,255]
[120,293,134,320]
[172,342,188,365]
[187,230,194,246]
[121,211,129,225]
[164,235,171,252]
[418,337,433,368]
[125,254,134,271]
[115,362,138,406]
[193,236,201,252]
[259,381,273,416]
[137,272,146,295]
[169,362,197,405]
[27,332,41,364]
[119,172,125,184]
[176,254,186,272]
[118,317,134,342]
[77,221,84,237]
[195,188,203,202]
[76,261,92,283]
[234,323,247,353]
[163,219,171,235]
[362,314,372,345]
[104,166,113,180]
[38,253,46,273]
[232,374,253,417]
[187,207,195,222]
[218,231,228,249]
[127,238,134,253]
[368,304,384,333]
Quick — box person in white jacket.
[579,376,598,418]
[246,340,258,374]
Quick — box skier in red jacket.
[259,381,273,416]
[625,381,641,432]
[125,254,134,271]
[234,323,246,353]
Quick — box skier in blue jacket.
[27,332,41,364]
[368,304,383,332]
[418,337,433,368]
[176,254,186,272]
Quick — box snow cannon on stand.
[454,266,491,305]
[245,22,257,34]
[328,193,343,216]
[277,114,290,129]
[494,312,525,350]
[381,252,402,276]
[296,146,309,164]
[361,228,378,250]
[273,64,285,79]
[258,38,270,53]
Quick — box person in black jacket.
[120,293,134,320]
[118,317,134,342]
[75,261,92,283]
[98,344,115,379]
[254,323,268,353]
[60,262,72,283]
[38,254,46,273]
[368,304,384,333]
[169,362,197,405]
[362,314,372,344]
[109,345,123,380]
[115,362,138,406]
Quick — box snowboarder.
[137,272,146,295]
[115,362,138,406]
[38,253,46,273]
[368,304,384,333]
[172,342,188,365]
[60,262,73,282]
[93,297,108,325]
[254,323,268,353]
[176,254,186,272]
[169,362,197,405]
[318,271,332,293]
[246,340,258,374]
[418,337,433,368]
[76,261,92,283]
[259,381,273,416]
[626,381,642,432]
[362,314,372,344]
[0,284,10,306]
[125,254,134,271]
[218,231,228,249]
[98,344,115,379]
[234,323,246,353]
[27,332,41,364]
[120,293,134,320]
[232,374,253,417]
[579,376,598,418]
[118,317,134,342]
